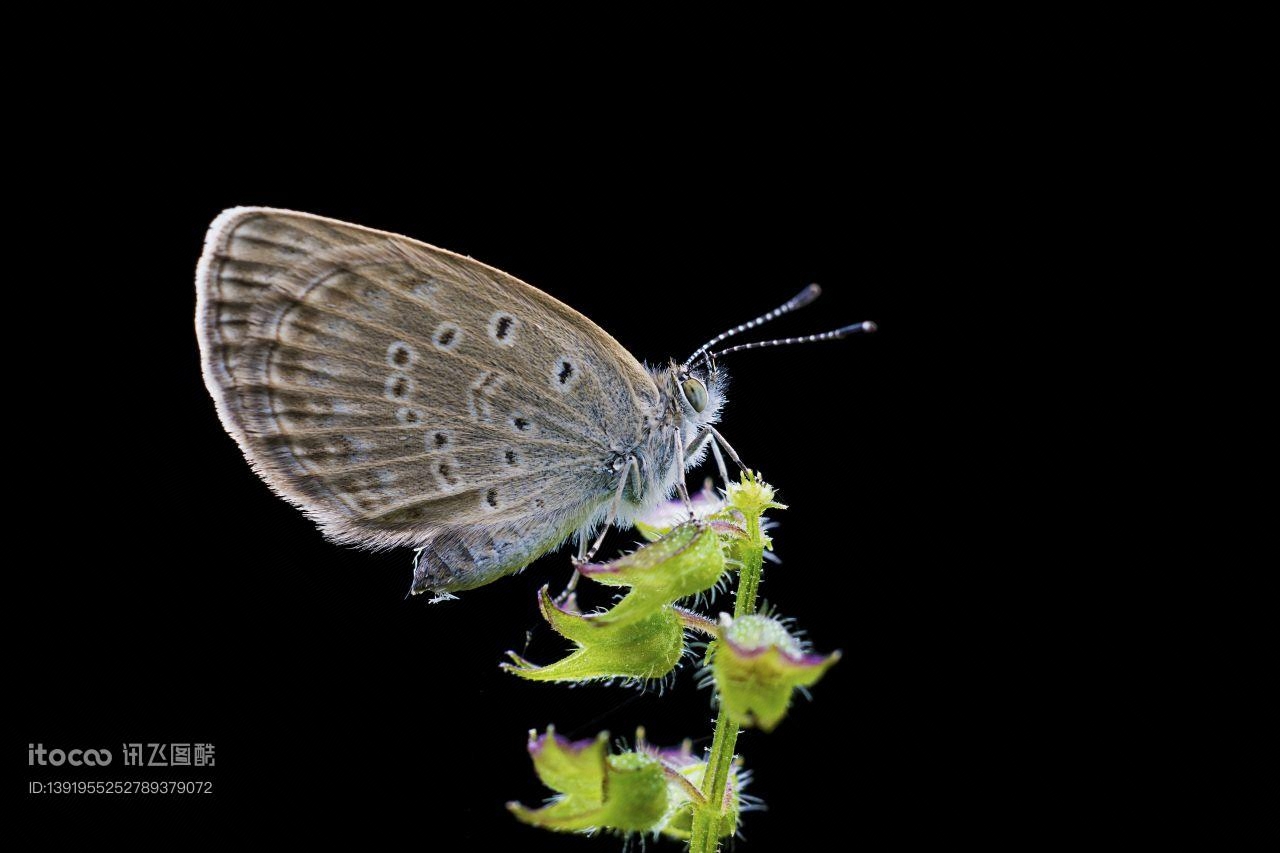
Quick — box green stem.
[690,513,765,852]
[735,509,764,617]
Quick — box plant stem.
[689,510,765,852]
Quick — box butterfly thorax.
[608,362,725,525]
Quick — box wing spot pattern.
[488,312,519,347]
[385,372,414,400]
[395,406,423,424]
[434,459,461,490]
[433,322,463,351]
[387,341,416,368]
[553,355,581,392]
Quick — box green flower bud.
[502,523,730,683]
[508,728,612,832]
[712,613,840,732]
[510,728,748,840]
[502,588,685,682]
[725,474,786,521]
[578,520,727,627]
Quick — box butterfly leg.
[705,425,747,475]
[554,569,582,608]
[684,428,732,487]
[671,428,695,515]
[709,440,730,486]
[579,454,640,564]
[553,543,589,607]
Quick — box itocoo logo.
[28,744,113,766]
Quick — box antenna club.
[790,283,822,309]
[831,321,878,338]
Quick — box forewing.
[196,208,659,585]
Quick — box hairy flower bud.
[712,613,839,731]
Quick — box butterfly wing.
[196,208,661,592]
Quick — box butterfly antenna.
[711,321,877,359]
[683,284,823,372]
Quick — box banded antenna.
[683,284,823,372]
[711,321,877,360]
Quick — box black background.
[15,55,1062,845]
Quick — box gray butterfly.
[196,208,871,598]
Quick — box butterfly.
[196,208,872,598]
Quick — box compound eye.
[681,377,708,413]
